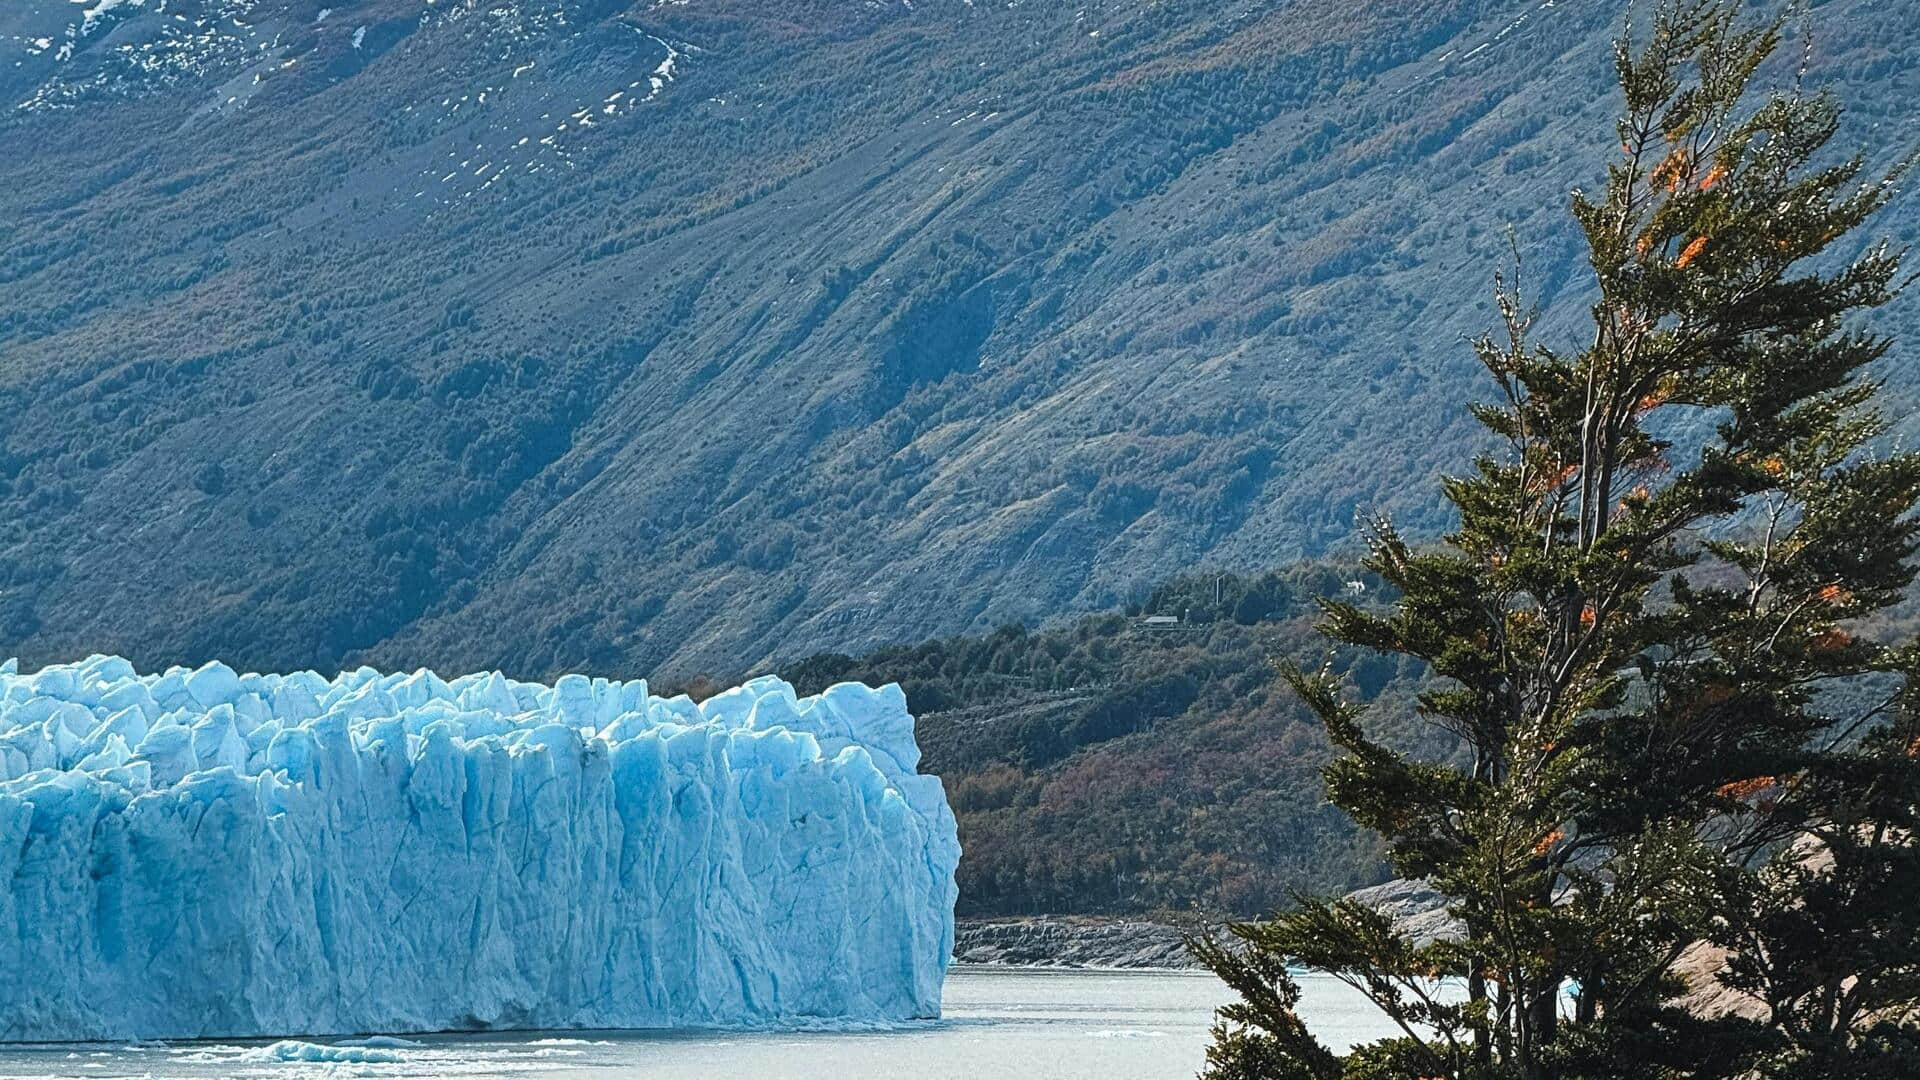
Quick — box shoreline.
[952,916,1219,971]
[952,881,1456,970]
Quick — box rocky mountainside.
[1,0,1915,679]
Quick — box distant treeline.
[775,566,1442,918]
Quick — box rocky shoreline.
[952,880,1457,970]
[956,885,1832,1030]
[952,916,1217,970]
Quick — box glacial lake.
[0,969,1400,1079]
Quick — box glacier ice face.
[0,656,959,1042]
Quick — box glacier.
[0,655,959,1042]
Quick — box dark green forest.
[777,567,1441,917]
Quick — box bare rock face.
[1338,880,1773,1019]
[1670,941,1766,1021]
[1350,846,1913,1029]
[1666,837,1920,1026]
[1344,879,1463,948]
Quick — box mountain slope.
[1,0,1915,677]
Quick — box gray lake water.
[0,969,1400,1079]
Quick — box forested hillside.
[782,567,1435,917]
[777,564,1920,918]
[0,0,1915,680]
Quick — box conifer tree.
[1196,3,1920,1077]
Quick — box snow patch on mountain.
[77,0,145,37]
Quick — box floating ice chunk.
[0,656,958,1042]
[241,1041,403,1063]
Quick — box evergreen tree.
[1195,3,1920,1077]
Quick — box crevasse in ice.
[0,655,959,1042]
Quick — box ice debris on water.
[240,1040,405,1063]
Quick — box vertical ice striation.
[0,656,959,1042]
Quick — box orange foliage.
[1700,163,1727,190]
[1675,236,1709,269]
[1533,829,1565,856]
[1818,584,1851,605]
[1813,629,1854,652]
[1529,463,1580,496]
[1716,776,1777,800]
[1653,147,1691,192]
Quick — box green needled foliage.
[1196,3,1920,1077]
